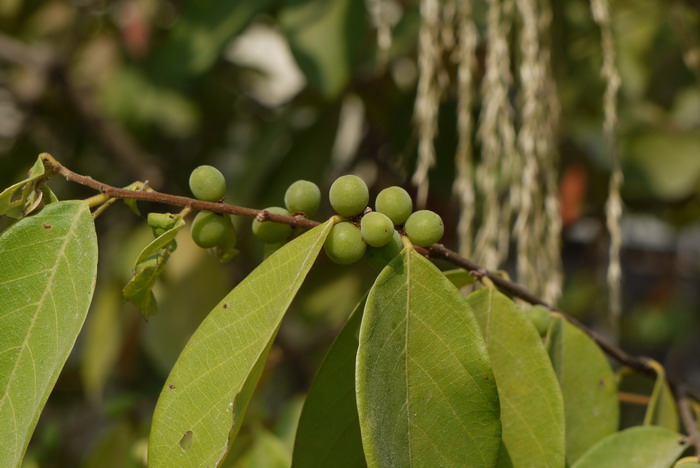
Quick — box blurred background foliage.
[0,0,699,466]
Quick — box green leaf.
[644,361,680,431]
[136,217,185,264]
[466,288,565,467]
[123,248,171,319]
[442,268,475,289]
[571,426,687,468]
[148,220,334,467]
[545,315,619,464]
[81,283,123,402]
[122,218,186,319]
[279,0,367,97]
[674,459,700,468]
[293,296,367,467]
[233,430,291,468]
[356,249,501,467]
[0,156,50,217]
[0,200,98,467]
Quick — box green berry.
[360,212,394,247]
[404,210,444,247]
[285,180,321,216]
[366,230,403,267]
[329,175,369,217]
[148,212,178,237]
[252,207,293,243]
[528,306,552,337]
[324,222,366,265]
[189,165,226,202]
[191,211,236,248]
[375,186,413,225]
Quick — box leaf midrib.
[0,205,84,456]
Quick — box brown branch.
[425,243,655,377]
[677,385,700,455]
[38,154,696,390]
[40,154,318,229]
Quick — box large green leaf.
[644,361,680,431]
[148,220,333,467]
[356,249,501,467]
[279,0,367,97]
[571,426,687,468]
[0,200,98,467]
[545,315,619,464]
[466,288,565,467]
[292,296,367,467]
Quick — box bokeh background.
[1,0,699,466]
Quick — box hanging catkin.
[366,0,393,51]
[453,0,478,258]
[591,0,623,331]
[513,0,562,303]
[475,0,518,271]
[412,0,449,209]
[539,0,563,305]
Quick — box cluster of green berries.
[251,180,321,244]
[178,165,444,265]
[324,175,444,265]
[188,165,237,251]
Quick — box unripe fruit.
[324,222,366,265]
[528,306,552,337]
[404,210,444,247]
[329,175,369,217]
[191,211,236,248]
[360,212,395,247]
[375,186,413,225]
[365,230,403,267]
[285,180,321,217]
[148,212,177,237]
[189,165,226,202]
[252,207,293,243]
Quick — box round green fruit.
[191,211,236,248]
[375,186,413,225]
[252,207,293,243]
[148,212,178,237]
[365,230,403,267]
[329,175,369,217]
[360,212,395,247]
[324,222,366,265]
[284,180,321,216]
[404,210,444,247]
[189,165,226,202]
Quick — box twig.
[36,154,694,389]
[677,385,700,455]
[40,154,318,229]
[425,243,655,377]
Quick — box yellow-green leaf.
[443,268,475,289]
[545,315,619,464]
[644,360,680,431]
[148,220,333,467]
[467,288,565,467]
[0,200,98,467]
[356,249,501,467]
[81,283,123,402]
[571,426,687,468]
[292,296,367,467]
